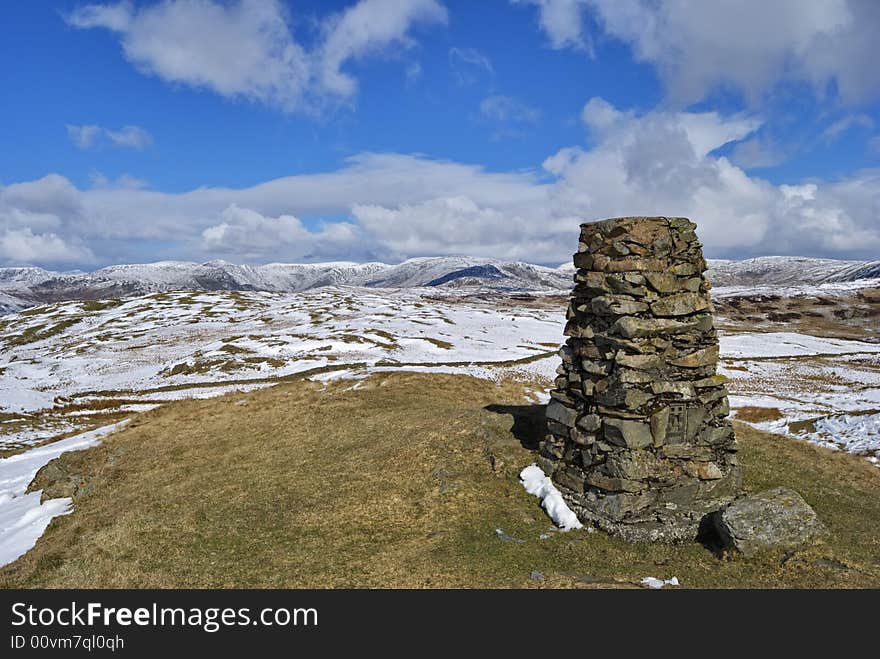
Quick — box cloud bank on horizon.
[1,0,879,269]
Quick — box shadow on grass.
[484,403,546,450]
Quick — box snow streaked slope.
[0,257,573,311]
[706,256,880,287]
[0,288,566,419]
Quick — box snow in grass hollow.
[520,464,583,531]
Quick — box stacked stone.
[540,216,740,542]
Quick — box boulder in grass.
[714,487,829,556]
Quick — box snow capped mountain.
[1,254,877,313]
[706,256,880,287]
[0,257,573,311]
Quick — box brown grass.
[2,372,879,588]
[735,406,783,423]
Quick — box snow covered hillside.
[0,257,573,311]
[3,255,880,313]
[1,285,878,567]
[707,256,880,287]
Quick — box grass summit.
[2,372,879,588]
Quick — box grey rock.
[591,295,649,316]
[613,315,702,338]
[645,272,680,293]
[495,528,526,544]
[577,413,602,432]
[669,345,719,368]
[603,418,653,449]
[651,292,710,317]
[715,487,829,556]
[546,399,578,427]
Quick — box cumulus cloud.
[201,204,361,261]
[517,0,880,107]
[67,124,153,149]
[66,0,448,112]
[5,101,880,267]
[0,175,95,266]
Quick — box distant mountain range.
[1,255,878,314]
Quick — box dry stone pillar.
[541,216,741,542]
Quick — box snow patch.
[641,576,680,589]
[520,464,583,531]
[0,422,126,567]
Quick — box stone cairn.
[540,216,741,542]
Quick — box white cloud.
[448,47,493,85]
[479,95,542,141]
[517,0,880,107]
[66,0,448,112]
[318,0,447,97]
[201,204,361,261]
[5,102,880,267]
[0,228,94,266]
[89,172,149,190]
[67,124,153,150]
[105,125,154,148]
[821,114,874,143]
[353,196,568,262]
[0,176,95,265]
[480,95,541,124]
[513,0,592,53]
[66,125,103,149]
[729,137,788,170]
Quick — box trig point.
[541,216,741,542]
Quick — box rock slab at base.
[714,487,829,556]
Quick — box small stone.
[530,570,545,581]
[603,257,668,272]
[546,400,578,427]
[693,374,728,388]
[554,466,586,493]
[651,292,710,317]
[684,461,723,480]
[591,295,649,316]
[670,262,699,276]
[650,407,669,446]
[603,418,653,449]
[577,413,602,432]
[615,352,663,370]
[623,389,652,409]
[581,359,611,375]
[650,381,695,398]
[570,429,596,446]
[714,487,829,556]
[645,272,680,293]
[669,345,719,368]
[613,316,702,338]
[585,472,642,493]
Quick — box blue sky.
[1,0,879,269]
